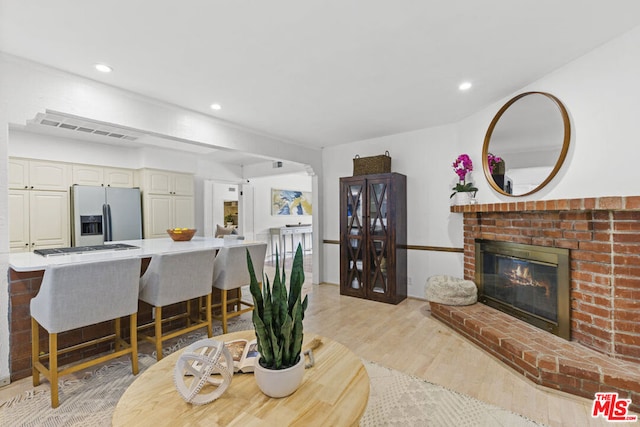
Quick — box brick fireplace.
[430,196,640,411]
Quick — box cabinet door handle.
[24,186,28,189]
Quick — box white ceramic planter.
[452,191,477,206]
[254,356,305,398]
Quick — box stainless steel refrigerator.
[71,185,142,246]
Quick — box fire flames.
[505,264,551,297]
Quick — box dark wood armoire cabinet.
[339,172,407,304]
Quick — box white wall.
[248,172,313,257]
[321,124,465,295]
[9,129,142,168]
[321,25,640,299]
[1,54,322,169]
[0,102,9,385]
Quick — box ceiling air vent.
[41,119,60,127]
[30,112,141,141]
[272,161,283,168]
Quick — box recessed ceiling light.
[210,103,222,110]
[458,81,472,91]
[95,63,113,73]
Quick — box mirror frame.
[482,91,571,197]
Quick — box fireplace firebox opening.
[475,240,570,340]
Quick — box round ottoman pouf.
[425,275,478,306]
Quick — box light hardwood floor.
[1,274,633,426]
[303,284,630,427]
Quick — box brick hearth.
[446,196,640,410]
[430,302,640,412]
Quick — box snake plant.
[247,243,308,370]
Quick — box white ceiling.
[1,0,640,152]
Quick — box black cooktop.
[34,243,139,257]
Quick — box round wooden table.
[112,330,370,426]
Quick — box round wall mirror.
[482,91,571,197]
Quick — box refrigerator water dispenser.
[80,215,103,236]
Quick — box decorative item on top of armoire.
[450,154,478,204]
[247,244,309,398]
[352,151,392,176]
[340,172,407,304]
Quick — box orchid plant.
[450,154,478,198]
[487,153,504,174]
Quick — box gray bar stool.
[138,249,216,360]
[212,243,267,333]
[30,257,142,408]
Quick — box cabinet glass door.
[368,181,389,295]
[346,184,364,291]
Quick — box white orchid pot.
[254,356,305,398]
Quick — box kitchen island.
[9,236,259,272]
[8,237,263,381]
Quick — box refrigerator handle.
[103,203,113,242]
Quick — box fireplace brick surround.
[432,196,640,411]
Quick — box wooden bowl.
[167,228,197,241]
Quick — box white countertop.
[9,237,262,272]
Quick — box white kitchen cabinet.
[8,159,28,189]
[9,158,70,191]
[173,174,194,196]
[140,169,195,238]
[174,195,195,229]
[72,164,135,187]
[104,167,135,187]
[143,194,194,238]
[9,190,69,252]
[8,191,29,252]
[141,169,194,196]
[72,164,103,186]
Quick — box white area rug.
[0,319,544,426]
[361,362,543,427]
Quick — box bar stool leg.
[114,317,122,351]
[206,294,213,338]
[221,290,228,334]
[50,332,59,408]
[186,300,192,327]
[155,306,163,361]
[31,317,40,387]
[130,313,139,375]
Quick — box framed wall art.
[271,189,312,216]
